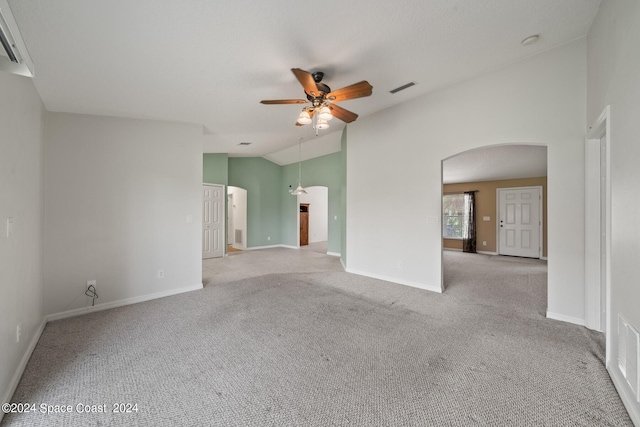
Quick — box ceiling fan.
[260,68,373,132]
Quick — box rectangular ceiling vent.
[0,0,34,77]
[390,81,416,94]
[238,142,252,146]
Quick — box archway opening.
[441,144,548,315]
[297,186,329,254]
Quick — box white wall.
[0,72,45,409]
[347,39,587,317]
[299,186,328,243]
[227,186,247,249]
[44,113,203,316]
[587,1,640,422]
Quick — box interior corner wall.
[340,128,348,265]
[44,113,203,316]
[203,153,228,186]
[443,177,548,257]
[228,157,282,247]
[281,152,343,254]
[347,39,586,311]
[588,1,640,422]
[0,72,45,408]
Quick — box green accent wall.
[203,142,347,257]
[228,157,282,248]
[281,151,343,254]
[203,153,228,185]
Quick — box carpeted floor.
[1,249,632,426]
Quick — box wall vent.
[238,142,252,146]
[235,229,242,244]
[618,315,640,401]
[0,0,34,77]
[390,81,416,94]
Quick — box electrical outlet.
[87,280,96,290]
[267,236,271,241]
[16,323,21,343]
[483,241,487,246]
[158,270,165,279]
[397,261,403,269]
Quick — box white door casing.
[203,184,224,259]
[498,187,542,258]
[585,105,611,341]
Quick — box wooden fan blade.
[291,68,320,96]
[327,81,373,102]
[260,99,308,105]
[328,104,358,123]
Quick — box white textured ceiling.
[443,145,547,184]
[8,0,600,159]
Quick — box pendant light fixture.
[291,137,307,196]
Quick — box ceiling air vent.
[238,142,252,146]
[0,0,34,77]
[390,81,416,94]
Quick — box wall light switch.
[334,215,338,221]
[6,217,14,237]
[186,215,194,224]
[426,216,438,224]
[483,216,491,221]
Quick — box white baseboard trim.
[245,244,281,251]
[546,311,585,326]
[340,258,346,270]
[345,268,442,294]
[477,250,499,256]
[1,318,46,421]
[246,244,299,251]
[609,364,640,425]
[443,247,462,252]
[327,252,341,257]
[46,283,203,322]
[541,256,548,261]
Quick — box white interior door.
[203,184,224,259]
[498,187,541,258]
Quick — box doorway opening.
[441,144,548,314]
[227,186,247,252]
[297,186,329,254]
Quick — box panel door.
[498,187,541,258]
[203,184,224,259]
[300,212,309,246]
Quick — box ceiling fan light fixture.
[316,118,330,130]
[317,106,333,121]
[297,110,312,125]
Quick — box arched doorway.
[441,144,548,312]
[297,185,329,254]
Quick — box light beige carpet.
[1,250,632,426]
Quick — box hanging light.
[297,110,312,125]
[317,105,333,121]
[291,138,307,196]
[316,118,330,130]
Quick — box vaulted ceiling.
[9,0,600,161]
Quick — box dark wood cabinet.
[300,204,309,246]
